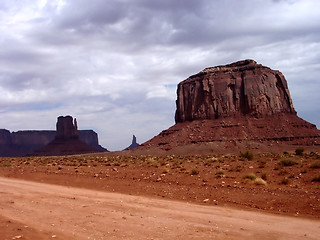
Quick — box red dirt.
[1,177,320,240]
[0,151,319,239]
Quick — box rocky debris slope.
[139,60,320,153]
[32,116,104,156]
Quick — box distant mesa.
[138,59,320,153]
[32,115,106,156]
[0,116,108,157]
[124,135,140,150]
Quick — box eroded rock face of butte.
[175,59,295,122]
[138,60,320,154]
[32,116,102,156]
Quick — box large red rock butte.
[139,59,320,154]
[32,116,102,156]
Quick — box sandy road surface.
[0,177,319,240]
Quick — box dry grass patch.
[254,178,267,186]
[279,158,298,167]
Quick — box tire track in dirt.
[0,177,319,240]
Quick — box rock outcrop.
[56,116,78,139]
[0,129,107,157]
[138,60,320,154]
[124,135,140,150]
[175,59,295,122]
[32,115,105,156]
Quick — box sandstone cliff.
[175,59,295,122]
[0,119,107,157]
[32,116,105,156]
[138,60,320,154]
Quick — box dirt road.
[0,177,319,240]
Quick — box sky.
[0,0,320,151]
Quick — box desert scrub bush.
[189,168,199,176]
[279,158,298,167]
[295,148,304,156]
[310,162,320,169]
[0,161,11,167]
[242,173,257,181]
[172,160,182,169]
[281,178,289,185]
[239,151,254,160]
[162,168,169,174]
[254,178,267,186]
[215,169,225,178]
[311,174,320,182]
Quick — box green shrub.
[1,162,11,167]
[310,163,320,169]
[242,173,257,181]
[279,158,298,167]
[295,148,304,156]
[215,169,225,177]
[311,175,320,182]
[190,168,199,176]
[281,178,289,185]
[240,151,254,160]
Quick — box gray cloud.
[0,0,319,150]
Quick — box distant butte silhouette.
[124,135,140,150]
[138,59,320,154]
[32,115,103,156]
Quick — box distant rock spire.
[124,134,140,150]
[55,115,79,139]
[132,135,137,145]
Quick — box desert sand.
[0,152,320,239]
[1,177,319,240]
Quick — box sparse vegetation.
[190,168,199,176]
[240,151,254,160]
[254,177,267,186]
[242,173,257,181]
[281,178,289,185]
[0,162,11,167]
[310,162,320,169]
[295,148,304,156]
[215,169,225,178]
[311,175,320,182]
[279,158,298,167]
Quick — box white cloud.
[0,0,319,150]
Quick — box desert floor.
[0,151,319,239]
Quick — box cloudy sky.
[0,0,319,150]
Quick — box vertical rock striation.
[56,116,78,139]
[32,116,105,156]
[175,59,296,123]
[138,59,320,153]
